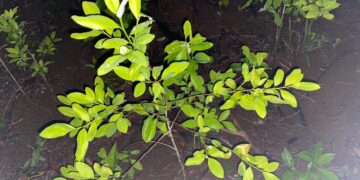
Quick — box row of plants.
[29,0,339,179]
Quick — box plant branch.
[0,57,30,101]
[167,109,186,179]
[120,132,169,180]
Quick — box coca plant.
[40,0,320,179]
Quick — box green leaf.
[183,20,192,39]
[238,162,246,176]
[213,81,228,97]
[323,13,334,20]
[134,82,146,98]
[152,66,163,80]
[225,78,236,89]
[208,158,224,178]
[305,10,320,19]
[256,52,268,65]
[274,69,284,86]
[104,0,120,14]
[291,82,320,91]
[72,104,90,121]
[263,172,279,180]
[318,168,339,180]
[116,118,130,133]
[191,42,213,52]
[128,50,149,66]
[222,121,238,132]
[219,110,230,121]
[297,150,312,162]
[194,52,212,63]
[71,15,120,30]
[243,167,254,180]
[67,92,94,104]
[317,153,335,165]
[233,144,251,157]
[220,99,236,110]
[114,66,131,80]
[142,116,157,143]
[98,55,126,75]
[181,119,197,129]
[152,82,164,100]
[40,123,74,139]
[161,62,189,80]
[57,95,72,105]
[264,162,280,172]
[75,162,94,178]
[190,74,204,92]
[156,121,167,133]
[82,1,100,15]
[71,30,101,40]
[136,34,155,44]
[281,148,293,167]
[76,129,89,161]
[204,116,223,131]
[207,146,226,158]
[285,69,303,86]
[181,104,200,118]
[95,85,105,103]
[272,0,281,9]
[58,106,76,117]
[102,38,128,49]
[280,90,297,108]
[185,150,206,166]
[250,68,260,88]
[129,0,141,20]
[113,93,125,105]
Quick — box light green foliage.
[40,77,128,161]
[41,1,321,179]
[0,7,61,77]
[55,143,142,179]
[281,141,339,180]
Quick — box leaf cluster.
[0,7,61,77]
[242,0,340,27]
[281,141,339,180]
[55,143,142,180]
[39,0,321,179]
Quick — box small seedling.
[281,141,339,180]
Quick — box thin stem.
[0,57,30,101]
[119,18,132,44]
[167,122,186,179]
[120,132,169,180]
[275,5,286,57]
[166,110,186,179]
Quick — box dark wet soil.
[0,0,360,179]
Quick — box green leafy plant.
[241,0,340,54]
[40,0,321,179]
[20,137,46,176]
[0,7,61,77]
[56,143,142,180]
[281,141,339,180]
